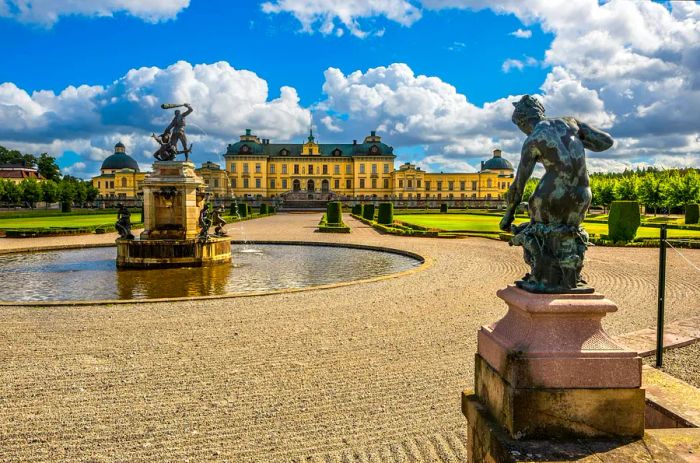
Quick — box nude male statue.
[161,103,193,161]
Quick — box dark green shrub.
[685,204,699,224]
[608,201,641,242]
[352,204,363,216]
[327,201,343,224]
[247,204,253,216]
[269,206,276,213]
[377,202,394,225]
[61,201,71,213]
[362,204,375,221]
[260,204,268,214]
[237,203,248,218]
[230,203,237,215]
[94,227,106,234]
[440,203,448,213]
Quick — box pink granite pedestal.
[463,286,648,462]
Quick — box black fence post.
[656,224,667,368]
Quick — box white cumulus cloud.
[509,28,532,39]
[0,0,190,26]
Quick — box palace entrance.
[293,179,301,191]
[307,179,315,192]
[321,179,329,193]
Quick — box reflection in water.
[0,245,420,302]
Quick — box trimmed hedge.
[685,204,699,225]
[247,204,253,216]
[259,203,269,214]
[377,202,394,225]
[352,204,363,216]
[362,204,375,221]
[318,213,350,233]
[608,201,641,242]
[61,201,71,213]
[237,203,248,218]
[440,203,448,213]
[327,201,343,224]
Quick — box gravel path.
[1,213,699,462]
[643,342,700,388]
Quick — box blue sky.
[0,0,698,178]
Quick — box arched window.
[333,149,342,156]
[293,179,301,191]
[279,149,289,156]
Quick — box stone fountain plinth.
[116,161,231,268]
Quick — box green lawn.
[395,213,700,239]
[0,212,143,229]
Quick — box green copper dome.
[101,143,139,171]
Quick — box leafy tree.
[664,170,700,209]
[41,180,60,206]
[2,180,22,204]
[0,145,36,166]
[36,153,61,181]
[57,179,76,205]
[614,175,639,201]
[637,174,665,215]
[20,179,43,208]
[74,181,88,206]
[521,178,539,202]
[85,183,100,202]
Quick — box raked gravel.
[1,213,699,462]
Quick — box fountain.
[115,103,231,268]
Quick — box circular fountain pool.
[0,243,423,303]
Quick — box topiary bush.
[608,201,641,242]
[377,202,394,225]
[327,201,343,224]
[352,204,363,216]
[247,204,253,216]
[259,203,268,214]
[362,204,375,221]
[685,204,699,224]
[61,201,71,213]
[440,203,448,213]
[230,203,237,216]
[237,203,248,218]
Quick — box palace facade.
[224,129,514,200]
[93,132,515,201]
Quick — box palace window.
[384,164,390,174]
[255,163,261,173]
[334,165,340,175]
[243,163,249,173]
[437,193,442,199]
[460,181,466,191]
[308,164,314,174]
[282,164,287,174]
[322,165,328,175]
[371,164,377,174]
[231,179,237,188]
[417,180,422,188]
[383,178,389,189]
[487,179,492,188]
[121,178,127,188]
[346,179,352,189]
[371,178,377,188]
[334,179,340,189]
[437,181,443,191]
[270,164,275,174]
[359,178,365,188]
[294,164,300,174]
[213,179,219,188]
[255,179,261,188]
[408,179,413,188]
[471,180,477,190]
[448,181,454,191]
[346,164,352,174]
[230,164,236,173]
[399,179,404,188]
[97,181,101,188]
[332,149,342,156]
[487,193,492,199]
[270,179,275,188]
[359,164,365,174]
[243,178,249,188]
[425,181,431,191]
[282,179,288,189]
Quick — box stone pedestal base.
[464,286,648,461]
[116,237,231,268]
[462,392,683,463]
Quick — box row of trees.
[0,177,100,208]
[522,168,700,213]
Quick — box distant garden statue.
[500,95,614,293]
[152,103,194,162]
[115,204,134,240]
[198,203,212,241]
[212,205,227,237]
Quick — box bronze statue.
[153,103,193,162]
[197,203,212,241]
[500,95,614,293]
[115,204,135,240]
[212,205,227,236]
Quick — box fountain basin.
[0,242,424,304]
[116,236,231,268]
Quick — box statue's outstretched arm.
[182,104,193,117]
[577,121,614,152]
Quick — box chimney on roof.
[353,140,357,145]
